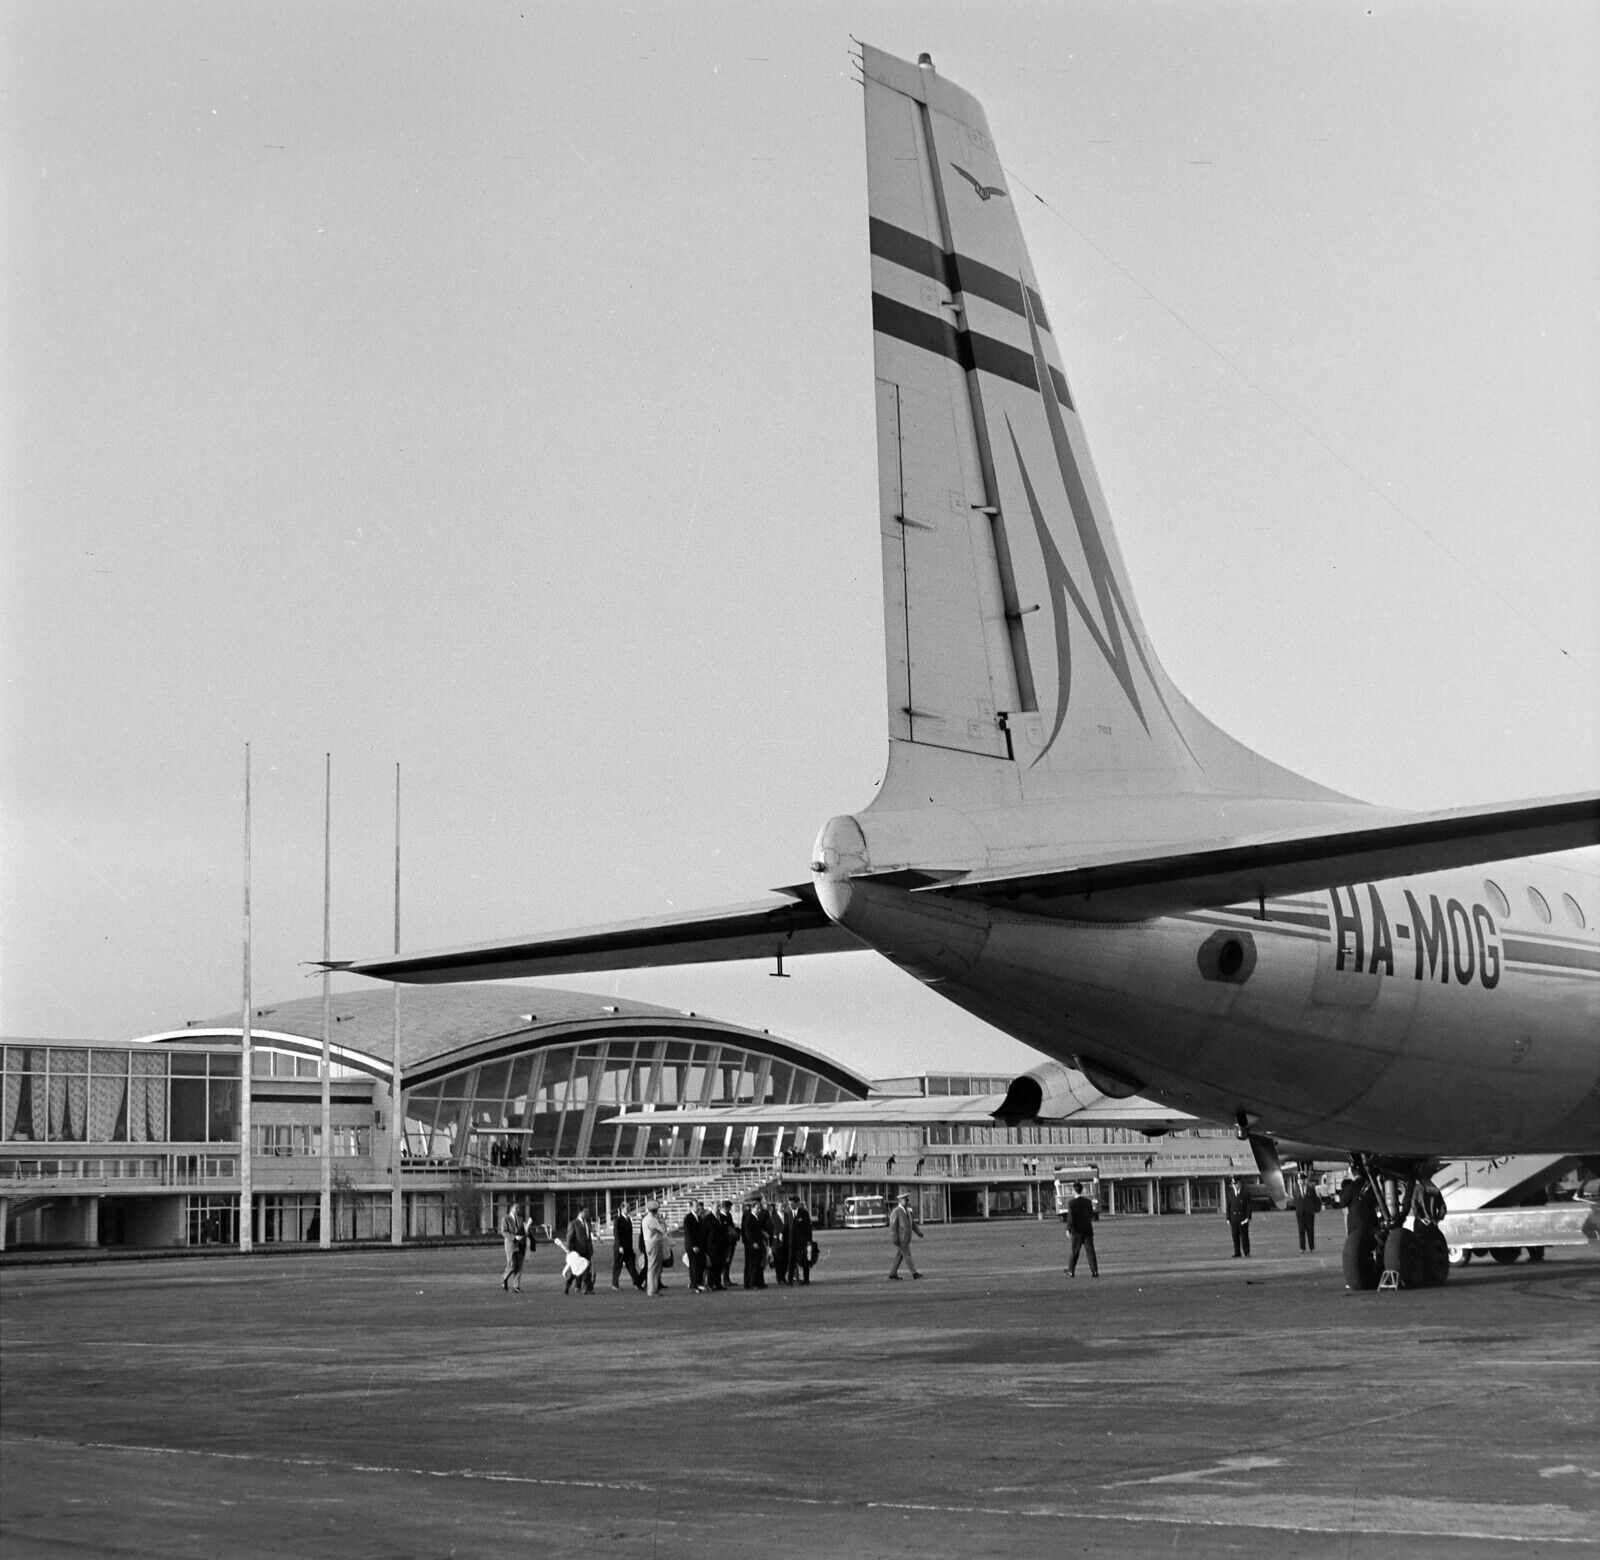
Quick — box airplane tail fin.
[860,47,1331,811]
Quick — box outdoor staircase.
[613,1164,779,1234]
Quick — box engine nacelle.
[992,1062,1112,1126]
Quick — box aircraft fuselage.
[817,860,1600,1156]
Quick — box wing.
[918,792,1600,920]
[338,882,863,984]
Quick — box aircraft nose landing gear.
[1341,1154,1450,1292]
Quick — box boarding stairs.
[613,1164,779,1235]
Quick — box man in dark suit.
[769,1194,792,1284]
[741,1195,768,1289]
[703,1198,727,1290]
[788,1197,815,1284]
[563,1207,596,1293]
[1294,1172,1322,1251]
[717,1200,739,1289]
[683,1199,710,1292]
[1064,1181,1098,1278]
[1225,1177,1253,1258]
[612,1207,644,1290]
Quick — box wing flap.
[340,884,862,984]
[925,793,1600,920]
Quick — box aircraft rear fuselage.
[816,860,1600,1156]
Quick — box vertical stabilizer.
[861,47,1329,810]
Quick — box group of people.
[486,1137,538,1170]
[499,1189,941,1294]
[778,1148,860,1175]
[1223,1171,1324,1258]
[500,1193,826,1299]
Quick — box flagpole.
[240,742,254,1253]
[390,762,404,1247]
[320,752,333,1250]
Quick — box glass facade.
[1,1047,238,1145]
[250,1046,367,1081]
[925,1075,1014,1095]
[252,1125,371,1157]
[402,1036,850,1165]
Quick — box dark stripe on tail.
[869,218,1055,339]
[872,292,1072,407]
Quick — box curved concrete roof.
[170,983,870,1095]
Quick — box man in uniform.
[1226,1177,1253,1258]
[1294,1171,1322,1252]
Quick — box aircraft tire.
[1382,1228,1422,1289]
[1418,1226,1450,1286]
[1527,1246,1547,1263]
[1342,1229,1381,1290]
[1489,1246,1522,1265]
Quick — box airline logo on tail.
[932,155,1189,767]
[951,164,1007,201]
[1004,271,1193,766]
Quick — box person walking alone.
[887,1191,923,1280]
[1064,1181,1098,1278]
[500,1201,529,1293]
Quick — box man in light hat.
[500,1200,528,1293]
[887,1191,923,1280]
[641,1199,669,1297]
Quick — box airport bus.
[1051,1165,1101,1220]
[843,1194,889,1228]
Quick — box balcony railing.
[0,1153,239,1187]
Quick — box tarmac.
[2,1213,1597,1558]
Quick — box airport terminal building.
[1,985,1257,1250]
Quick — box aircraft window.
[1527,886,1552,925]
[1484,879,1511,919]
[1562,893,1587,931]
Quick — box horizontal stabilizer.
[339,884,862,984]
[926,793,1600,920]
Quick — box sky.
[3,1,1596,1079]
